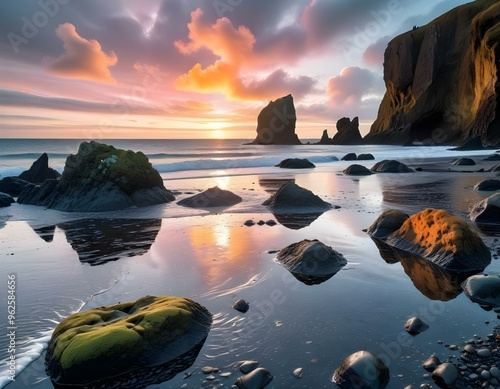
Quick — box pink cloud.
[48,23,118,84]
[327,66,380,105]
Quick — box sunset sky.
[0,0,470,140]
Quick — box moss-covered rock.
[45,295,212,388]
[368,209,491,272]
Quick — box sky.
[0,0,471,140]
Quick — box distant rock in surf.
[18,153,60,184]
[317,129,332,145]
[343,164,373,176]
[18,141,175,212]
[341,153,357,161]
[177,186,242,208]
[275,158,315,169]
[251,94,301,145]
[357,153,375,161]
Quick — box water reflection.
[57,219,162,266]
[33,225,56,242]
[258,177,295,193]
[273,212,323,230]
[372,238,480,301]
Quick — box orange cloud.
[175,9,315,101]
[48,23,118,84]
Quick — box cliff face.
[365,0,500,147]
[252,94,302,145]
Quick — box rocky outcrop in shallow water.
[365,0,500,147]
[17,141,175,212]
[19,153,60,183]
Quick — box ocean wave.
[154,155,339,173]
[147,152,260,159]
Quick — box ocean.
[0,138,498,389]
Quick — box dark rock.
[177,186,242,208]
[489,164,500,172]
[470,193,500,225]
[18,153,61,184]
[275,158,316,169]
[423,355,441,372]
[17,141,175,212]
[262,183,331,212]
[451,136,485,151]
[452,157,476,166]
[232,299,249,313]
[432,363,459,388]
[277,239,347,285]
[273,212,324,230]
[0,177,31,196]
[462,274,500,308]
[0,192,14,207]
[404,316,429,335]
[239,361,260,374]
[251,94,301,145]
[235,367,273,389]
[317,129,332,145]
[45,295,212,388]
[371,159,413,173]
[343,164,374,176]
[332,350,390,389]
[367,208,491,272]
[331,117,363,145]
[244,220,255,227]
[341,153,357,161]
[367,210,409,239]
[265,220,276,226]
[483,154,500,161]
[474,179,500,191]
[357,153,375,160]
[364,1,500,147]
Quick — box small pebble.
[244,220,255,226]
[448,344,459,350]
[420,384,431,389]
[293,368,303,378]
[481,370,491,380]
[202,366,217,374]
[469,373,479,380]
[464,344,475,354]
[220,372,232,378]
[491,367,500,377]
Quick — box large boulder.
[17,141,175,212]
[366,210,409,239]
[276,239,347,285]
[262,183,331,212]
[343,164,374,176]
[0,192,14,207]
[367,208,491,272]
[0,177,31,196]
[333,351,390,389]
[45,295,212,388]
[275,158,315,169]
[18,153,61,184]
[473,179,500,191]
[365,1,500,147]
[177,186,242,208]
[331,117,363,145]
[251,94,301,145]
[462,274,500,307]
[371,160,413,173]
[470,192,500,224]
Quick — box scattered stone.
[490,367,500,378]
[432,363,459,388]
[239,361,260,374]
[474,179,500,191]
[448,345,459,351]
[202,366,219,374]
[232,299,249,313]
[423,355,441,372]
[477,349,492,358]
[265,220,277,226]
[357,153,375,160]
[470,193,500,225]
[235,367,273,389]
[371,159,413,173]
[481,370,491,380]
[177,186,242,208]
[405,317,429,336]
[341,153,357,161]
[18,153,61,184]
[293,367,303,378]
[45,295,212,388]
[275,158,315,169]
[262,183,331,212]
[332,350,390,389]
[420,385,431,389]
[452,157,476,166]
[220,372,232,378]
[464,344,475,354]
[343,164,374,176]
[276,239,347,285]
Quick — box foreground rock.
[0,192,14,207]
[371,160,413,173]
[367,209,491,272]
[0,177,31,196]
[177,186,241,208]
[262,183,331,212]
[432,363,459,388]
[45,295,212,388]
[462,274,500,307]
[275,158,315,169]
[18,153,61,183]
[235,367,273,388]
[331,117,363,145]
[332,350,390,389]
[277,239,347,285]
[251,94,301,145]
[18,141,175,212]
[343,164,373,176]
[470,193,500,225]
[404,317,429,335]
[365,0,500,147]
[474,179,500,191]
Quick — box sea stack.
[252,94,302,145]
[365,0,500,147]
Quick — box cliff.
[365,0,500,147]
[252,94,302,145]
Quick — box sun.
[212,129,225,139]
